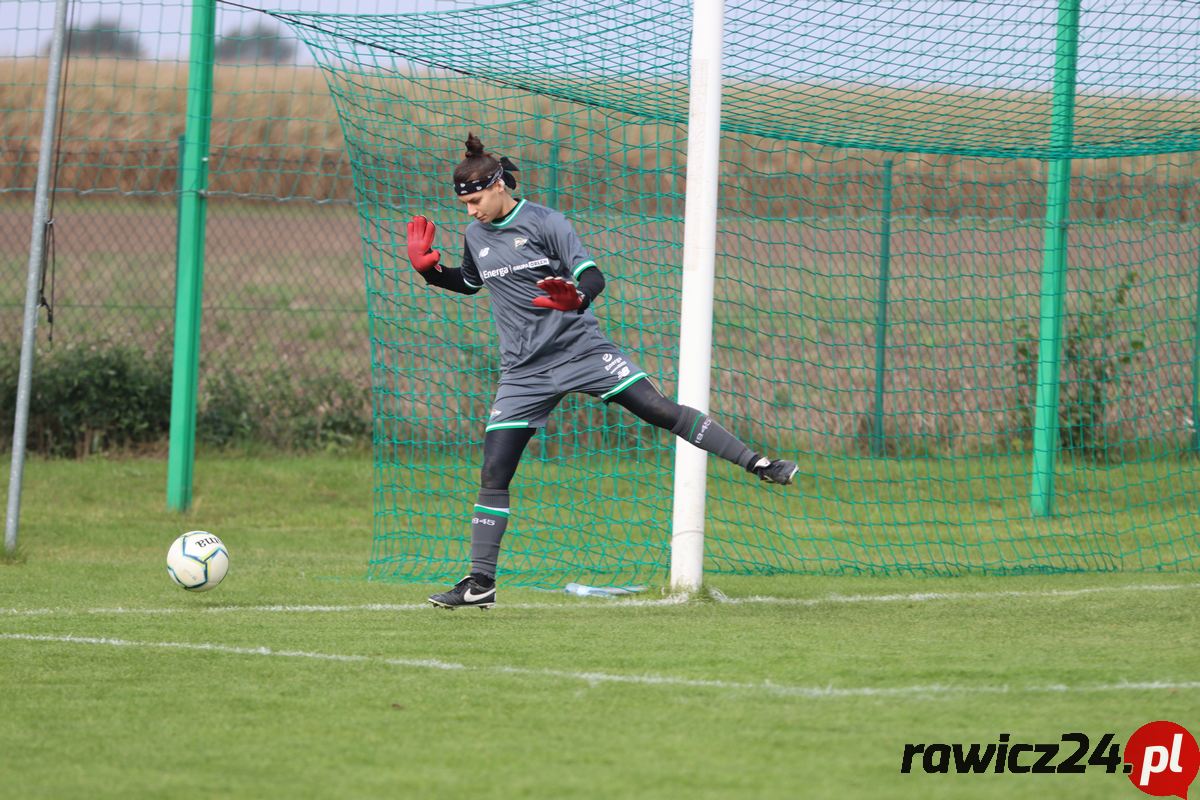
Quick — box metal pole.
[1030,0,1080,517]
[175,133,186,268]
[167,0,216,511]
[5,0,71,555]
[669,0,724,593]
[1191,235,1200,453]
[871,160,895,458]
[546,141,559,211]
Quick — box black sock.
[670,406,760,471]
[469,488,509,579]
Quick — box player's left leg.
[607,376,798,485]
[568,347,798,485]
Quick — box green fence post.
[167,0,216,512]
[1030,0,1081,517]
[871,159,894,457]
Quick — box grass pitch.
[1,453,1197,799]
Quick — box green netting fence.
[263,0,1200,586]
[1,1,474,452]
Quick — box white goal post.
[670,0,726,592]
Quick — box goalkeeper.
[410,134,797,609]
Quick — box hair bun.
[465,132,485,158]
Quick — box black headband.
[454,157,519,196]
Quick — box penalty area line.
[2,632,1198,700]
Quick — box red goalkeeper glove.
[405,215,442,273]
[531,276,584,311]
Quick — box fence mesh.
[2,1,475,427]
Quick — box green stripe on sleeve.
[571,260,597,280]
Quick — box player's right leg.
[428,427,536,609]
[429,379,556,609]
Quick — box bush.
[197,367,370,451]
[0,342,172,457]
[0,342,371,457]
[1012,270,1146,461]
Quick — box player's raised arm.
[404,214,481,295]
[405,215,441,272]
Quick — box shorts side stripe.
[485,420,533,432]
[600,372,649,401]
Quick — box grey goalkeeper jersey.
[460,199,610,377]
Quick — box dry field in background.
[3,58,1198,456]
[3,58,1200,219]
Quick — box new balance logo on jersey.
[479,247,490,258]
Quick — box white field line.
[0,596,690,617]
[1,581,1197,619]
[705,581,1200,607]
[2,632,1198,699]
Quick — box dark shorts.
[484,346,649,432]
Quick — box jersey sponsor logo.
[511,257,549,272]
[479,247,490,258]
[602,354,628,375]
[480,258,550,282]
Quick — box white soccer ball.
[166,531,230,592]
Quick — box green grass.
[1,453,1197,799]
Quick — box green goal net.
[272,0,1200,586]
